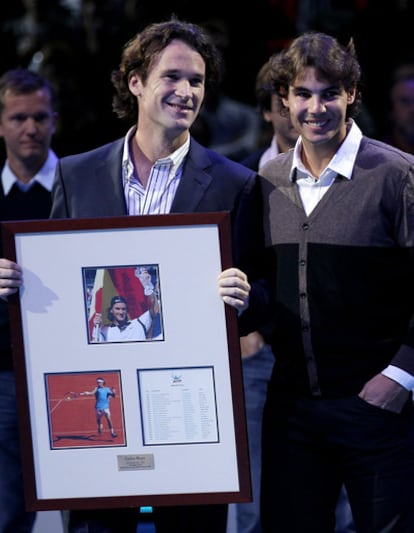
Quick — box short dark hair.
[111,17,223,123]
[254,60,274,113]
[391,64,414,85]
[0,68,56,115]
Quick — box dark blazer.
[240,147,266,171]
[51,136,265,280]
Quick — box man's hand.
[136,267,154,296]
[93,313,103,326]
[218,268,250,313]
[359,373,410,414]
[0,259,23,301]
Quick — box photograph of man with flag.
[84,264,163,343]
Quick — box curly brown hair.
[111,17,223,124]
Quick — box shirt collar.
[2,149,58,194]
[122,127,190,184]
[259,137,280,170]
[290,119,363,182]
[259,135,279,170]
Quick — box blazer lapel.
[94,139,127,216]
[170,140,213,213]
[92,138,213,216]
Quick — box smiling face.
[282,67,355,157]
[128,39,206,141]
[111,301,128,325]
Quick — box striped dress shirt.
[122,128,189,215]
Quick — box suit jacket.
[51,136,265,280]
[240,147,266,171]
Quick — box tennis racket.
[64,391,80,401]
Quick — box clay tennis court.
[45,370,126,449]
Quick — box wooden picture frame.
[1,212,251,511]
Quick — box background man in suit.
[0,68,58,532]
[229,57,299,533]
[0,18,258,533]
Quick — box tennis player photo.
[82,264,164,344]
[45,370,126,449]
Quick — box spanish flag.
[88,267,148,341]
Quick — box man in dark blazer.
[51,136,263,270]
[47,17,261,533]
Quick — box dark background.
[1,0,413,157]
